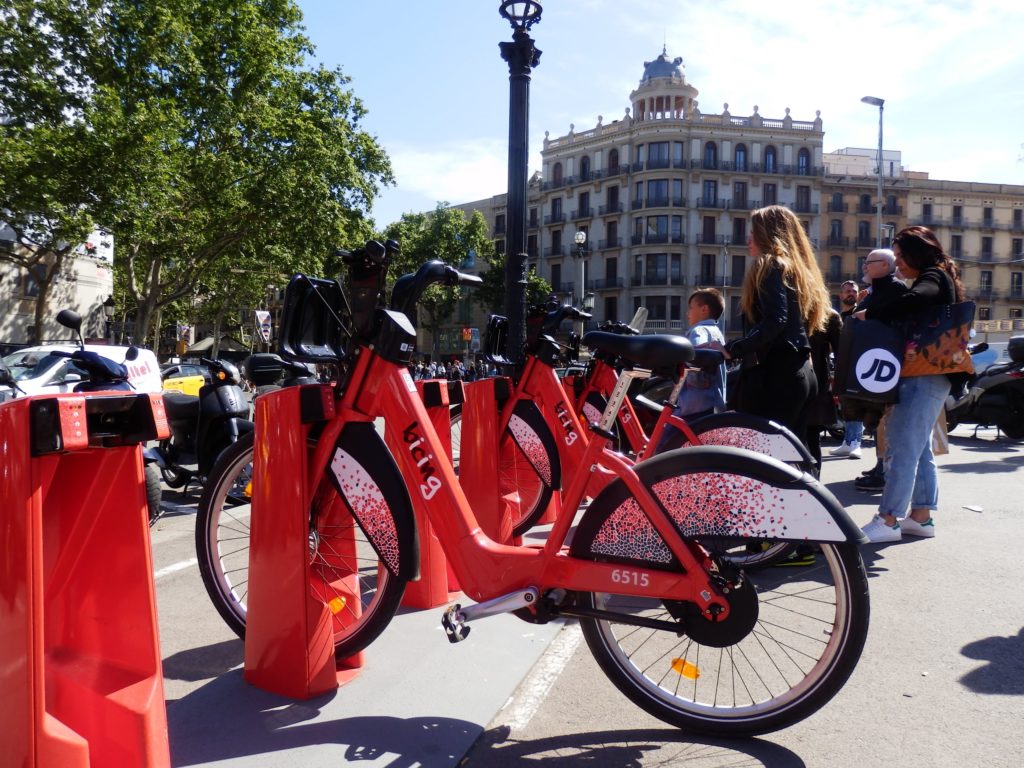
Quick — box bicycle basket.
[278,274,348,364]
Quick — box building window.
[608,148,619,173]
[953,205,963,227]
[550,263,561,291]
[978,307,991,321]
[529,207,538,227]
[671,215,683,243]
[733,181,748,208]
[551,198,562,217]
[982,236,993,259]
[922,202,932,223]
[858,221,871,246]
[673,142,684,166]
[734,144,747,171]
[830,192,843,212]
[1013,238,1023,258]
[983,206,993,227]
[795,185,811,213]
[700,253,716,284]
[494,213,506,234]
[1011,272,1022,298]
[830,219,843,241]
[859,194,873,214]
[671,253,682,283]
[647,295,667,320]
[495,239,505,254]
[980,270,993,291]
[606,220,618,245]
[579,155,591,180]
[551,229,562,253]
[634,255,643,283]
[702,216,716,244]
[703,141,718,169]
[732,218,746,245]
[1014,208,1023,229]
[647,142,670,169]
[646,253,668,284]
[527,233,538,258]
[647,179,669,207]
[672,179,684,206]
[829,255,842,282]
[797,148,811,175]
[646,215,669,243]
[606,257,618,280]
[763,183,777,204]
[553,162,563,185]
[671,294,682,321]
[702,180,718,206]
[951,234,962,258]
[1011,308,1022,319]
[607,185,619,209]
[731,254,746,287]
[764,146,777,174]
[605,295,618,321]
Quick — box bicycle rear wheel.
[195,431,406,659]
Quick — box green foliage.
[475,254,553,315]
[0,0,393,344]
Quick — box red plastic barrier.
[0,393,171,768]
[243,385,363,699]
[459,378,516,544]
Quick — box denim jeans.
[844,420,864,445]
[879,374,951,519]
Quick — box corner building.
[530,49,824,336]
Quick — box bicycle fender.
[580,392,607,427]
[509,400,561,490]
[686,412,816,468]
[570,445,864,567]
[326,421,420,581]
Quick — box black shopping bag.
[835,318,903,403]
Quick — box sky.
[296,0,1024,229]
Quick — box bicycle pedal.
[442,604,471,643]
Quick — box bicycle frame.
[306,334,731,620]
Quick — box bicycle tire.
[144,462,163,526]
[573,448,869,735]
[448,405,554,539]
[195,430,406,659]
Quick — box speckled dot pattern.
[329,448,400,573]
[508,414,552,485]
[690,426,804,462]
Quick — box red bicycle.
[199,243,869,735]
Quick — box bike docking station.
[400,379,462,610]
[0,391,171,767]
[243,383,365,699]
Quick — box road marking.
[154,557,198,580]
[500,622,583,733]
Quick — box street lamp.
[102,295,116,343]
[861,95,885,247]
[573,228,587,316]
[499,0,542,365]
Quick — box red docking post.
[243,384,366,698]
[0,392,171,768]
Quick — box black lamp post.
[102,295,116,343]
[499,0,542,364]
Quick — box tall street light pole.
[861,95,885,246]
[499,1,542,364]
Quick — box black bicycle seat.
[582,332,694,370]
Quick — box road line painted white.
[501,623,583,733]
[154,557,198,580]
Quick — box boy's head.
[687,288,725,325]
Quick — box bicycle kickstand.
[441,588,540,643]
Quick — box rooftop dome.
[640,47,684,84]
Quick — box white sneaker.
[848,442,862,459]
[831,443,853,457]
[900,517,936,538]
[861,515,901,543]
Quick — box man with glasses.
[849,249,909,491]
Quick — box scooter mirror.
[56,309,85,348]
[0,360,14,387]
[124,346,140,362]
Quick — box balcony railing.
[571,207,593,220]
[646,195,670,208]
[544,213,566,225]
[598,237,622,250]
[697,234,729,245]
[493,222,506,235]
[827,235,851,247]
[827,201,849,213]
[598,202,623,215]
[789,202,820,214]
[696,197,731,209]
[591,277,624,290]
[631,198,644,210]
[646,157,671,170]
[882,204,903,216]
[544,246,565,258]
[672,196,686,207]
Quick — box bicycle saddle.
[582,331,694,371]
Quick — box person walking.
[806,307,842,475]
[854,227,967,542]
[711,205,832,450]
[831,280,864,458]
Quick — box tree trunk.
[31,251,67,344]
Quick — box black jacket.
[864,266,954,322]
[728,264,810,366]
[856,272,909,315]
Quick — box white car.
[0,344,163,402]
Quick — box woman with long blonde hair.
[717,205,832,446]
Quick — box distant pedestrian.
[831,280,864,459]
[805,308,842,475]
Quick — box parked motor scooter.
[946,335,1024,439]
[10,309,165,524]
[150,357,253,489]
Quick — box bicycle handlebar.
[390,260,482,319]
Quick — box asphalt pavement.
[149,425,1023,767]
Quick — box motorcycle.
[0,309,164,524]
[149,357,253,489]
[946,335,1024,440]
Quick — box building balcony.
[646,157,672,170]
[631,198,644,210]
[544,246,566,258]
[645,233,669,245]
[591,277,624,290]
[1007,287,1024,300]
[696,197,730,210]
[827,201,849,213]
[528,218,540,230]
[551,281,574,294]
[642,319,687,332]
[630,161,644,172]
[493,222,506,235]
[788,202,820,214]
[882,204,903,216]
[951,217,968,228]
[598,202,623,215]
[571,207,593,220]
[827,235,852,248]
[697,234,729,245]
[672,196,686,207]
[646,195,670,208]
[598,237,622,250]
[544,213,566,225]
[729,199,759,211]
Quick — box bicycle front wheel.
[195,430,406,659]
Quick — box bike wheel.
[144,463,163,526]
[195,431,406,659]
[579,541,868,735]
[501,428,553,537]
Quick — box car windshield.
[1,351,65,381]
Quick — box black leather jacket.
[727,264,810,366]
[856,272,909,315]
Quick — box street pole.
[861,96,885,246]
[499,1,542,364]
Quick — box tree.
[475,254,552,317]
[384,204,495,358]
[1,0,393,346]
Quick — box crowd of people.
[409,358,497,382]
[671,206,966,545]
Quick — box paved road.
[150,426,1022,767]
[463,426,1024,768]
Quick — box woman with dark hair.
[853,225,965,542]
[711,205,832,447]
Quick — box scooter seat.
[163,392,200,423]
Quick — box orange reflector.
[244,480,253,498]
[671,658,700,679]
[328,596,346,614]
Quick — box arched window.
[764,146,777,173]
[553,162,563,185]
[703,141,718,169]
[608,149,619,174]
[579,155,591,181]
[797,148,810,175]
[734,144,747,171]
